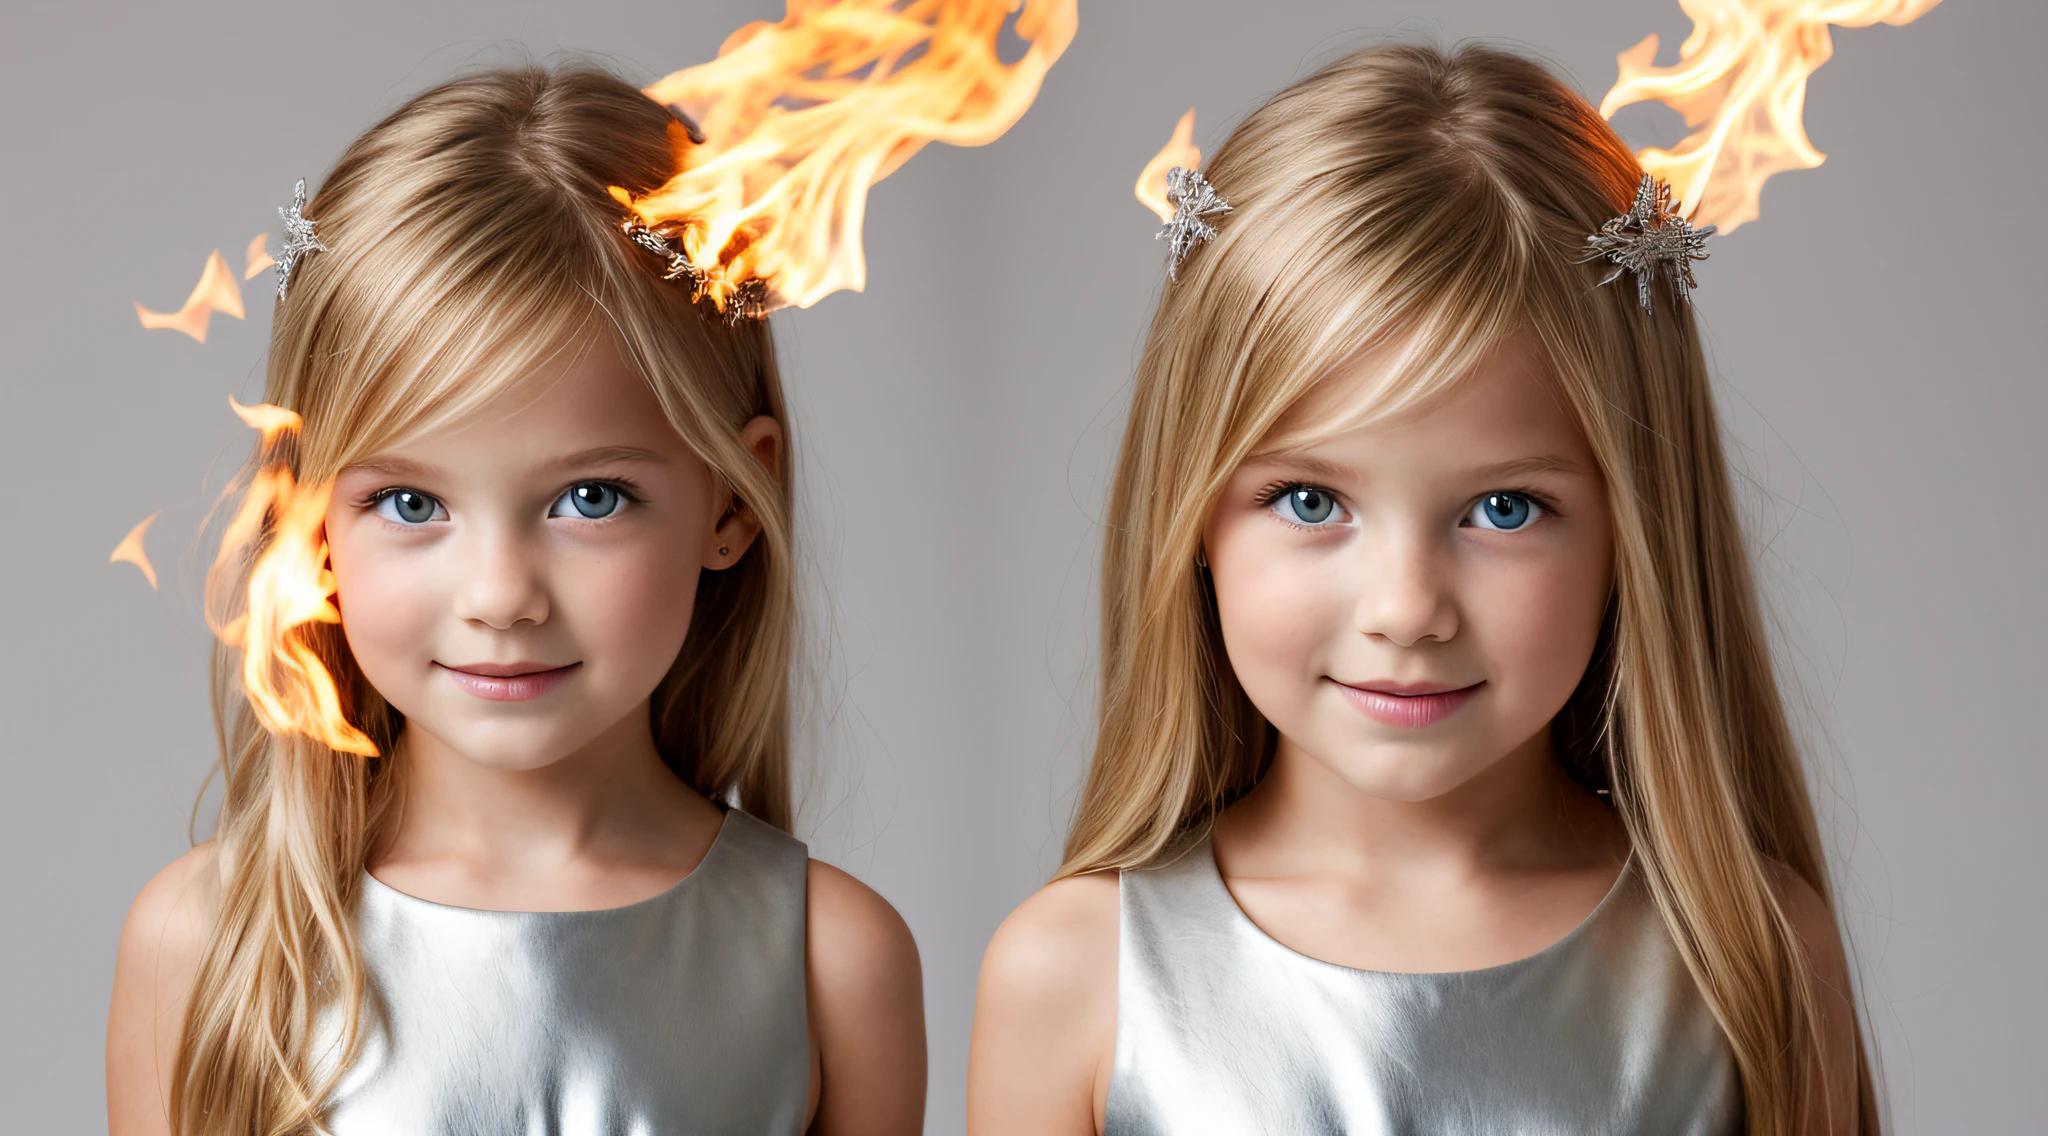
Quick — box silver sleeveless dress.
[319,809,811,1135]
[1105,835,1742,1135]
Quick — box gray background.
[2,0,2039,1131]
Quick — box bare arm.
[1770,864,1861,1136]
[107,844,220,1136]
[804,860,926,1136]
[966,872,1119,1136]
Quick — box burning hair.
[175,66,796,1134]
[1059,42,1877,1136]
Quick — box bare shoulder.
[977,870,1120,1005]
[114,842,222,999]
[966,871,1120,1136]
[1764,861,1861,1135]
[1764,861,1851,985]
[805,859,921,991]
[108,842,223,1136]
[804,860,925,1136]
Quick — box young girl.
[970,43,1871,1136]
[106,67,925,1136]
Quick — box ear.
[702,415,783,571]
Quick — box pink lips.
[1330,678,1483,729]
[436,661,581,702]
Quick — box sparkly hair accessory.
[275,178,328,303]
[618,214,767,323]
[1158,166,1231,280]
[1586,174,1714,314]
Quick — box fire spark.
[1135,108,1199,223]
[616,0,1080,314]
[244,232,275,280]
[135,250,246,343]
[1600,0,1946,233]
[110,512,161,589]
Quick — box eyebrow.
[1241,451,1585,482]
[1469,454,1585,479]
[340,454,440,481]
[1241,451,1356,482]
[341,445,671,482]
[541,445,672,471]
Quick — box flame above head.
[110,512,161,589]
[209,397,378,756]
[136,250,245,342]
[1601,0,1946,233]
[1135,109,1199,223]
[616,0,1080,314]
[244,232,275,280]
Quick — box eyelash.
[1256,480,1348,530]
[570,478,646,508]
[1473,487,1564,521]
[354,478,649,513]
[1251,482,1567,525]
[358,486,429,512]
[1253,480,1297,507]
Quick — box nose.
[1351,528,1457,648]
[451,524,550,630]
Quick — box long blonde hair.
[175,66,796,1135]
[1060,43,1875,1136]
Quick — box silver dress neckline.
[1105,833,1742,1136]
[1192,837,1638,978]
[320,808,812,1135]
[360,807,741,917]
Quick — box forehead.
[1257,332,1589,469]
[354,335,686,470]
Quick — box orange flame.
[244,232,275,280]
[136,250,246,342]
[1135,108,1199,223]
[618,0,1079,313]
[1601,0,1945,233]
[110,512,161,589]
[209,397,377,756]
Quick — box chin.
[1313,742,1495,803]
[409,718,590,773]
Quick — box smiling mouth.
[1328,678,1484,729]
[435,661,582,702]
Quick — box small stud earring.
[718,545,730,557]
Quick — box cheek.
[1474,543,1612,718]
[1209,526,1344,707]
[562,537,701,676]
[327,523,444,686]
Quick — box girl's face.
[325,337,773,772]
[1203,334,1613,801]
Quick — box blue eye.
[374,489,443,525]
[1271,485,1348,527]
[551,482,625,519]
[1467,492,1540,531]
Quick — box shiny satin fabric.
[1105,836,1741,1136]
[317,809,810,1136]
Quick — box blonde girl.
[971,42,1870,1136]
[107,66,924,1136]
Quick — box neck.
[1218,729,1620,882]
[378,704,710,881]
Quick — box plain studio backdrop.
[2,0,2039,1131]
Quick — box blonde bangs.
[277,174,631,481]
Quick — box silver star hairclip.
[1586,174,1713,315]
[619,216,767,323]
[1159,166,1231,280]
[275,178,328,303]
